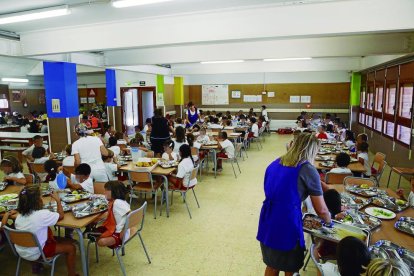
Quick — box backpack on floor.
[277,128,294,134]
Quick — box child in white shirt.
[103,155,120,181]
[91,181,131,249]
[0,156,26,185]
[173,126,188,154]
[1,186,78,276]
[216,132,235,172]
[357,142,371,177]
[186,133,202,162]
[249,117,259,138]
[344,130,356,152]
[32,146,55,182]
[162,140,179,161]
[108,136,121,158]
[67,163,94,193]
[62,144,75,167]
[44,160,68,190]
[168,144,197,188]
[330,153,352,174]
[197,128,210,144]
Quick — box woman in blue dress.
[186,102,199,127]
[257,133,332,276]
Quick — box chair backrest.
[24,173,34,185]
[3,226,48,262]
[145,151,155,158]
[63,166,75,176]
[325,172,353,184]
[309,243,325,276]
[372,152,386,170]
[93,182,106,195]
[191,147,199,156]
[225,130,233,137]
[30,163,46,174]
[122,201,147,245]
[129,171,152,183]
[343,176,376,187]
[190,167,198,181]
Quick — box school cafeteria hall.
[0,0,413,275]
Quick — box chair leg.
[397,174,402,189]
[236,159,241,173]
[387,170,392,188]
[138,232,151,264]
[160,190,164,216]
[192,188,200,208]
[153,192,157,219]
[183,192,192,219]
[115,248,127,276]
[50,256,60,276]
[95,242,99,263]
[303,252,311,271]
[230,161,237,178]
[15,257,21,276]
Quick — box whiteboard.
[202,85,229,105]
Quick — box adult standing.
[257,133,331,276]
[71,123,113,182]
[186,102,199,127]
[150,108,174,155]
[261,105,269,122]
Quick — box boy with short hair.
[330,153,352,174]
[215,132,235,172]
[67,163,94,193]
[22,135,48,162]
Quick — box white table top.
[0,132,48,139]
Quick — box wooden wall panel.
[164,84,175,106]
[78,88,106,104]
[9,89,46,115]
[186,83,350,107]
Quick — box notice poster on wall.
[12,90,22,102]
[88,97,95,103]
[289,96,300,103]
[202,85,229,105]
[80,97,87,104]
[300,96,311,103]
[267,92,275,97]
[243,95,262,102]
[231,90,241,98]
[156,93,164,106]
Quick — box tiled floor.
[0,133,411,276]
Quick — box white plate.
[365,207,396,220]
[0,193,18,202]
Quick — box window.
[359,113,365,124]
[0,99,8,109]
[375,86,383,112]
[360,88,366,109]
[366,93,374,111]
[397,125,411,145]
[383,121,394,137]
[399,84,413,118]
[366,115,373,128]
[385,84,396,115]
[374,118,382,132]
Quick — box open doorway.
[120,87,156,135]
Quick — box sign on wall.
[231,90,241,98]
[202,85,229,105]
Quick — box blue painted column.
[43,61,79,152]
[105,69,120,130]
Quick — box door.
[140,90,155,127]
[121,88,139,135]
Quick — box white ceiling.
[0,0,413,80]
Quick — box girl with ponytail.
[167,144,197,189]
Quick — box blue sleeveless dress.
[257,158,307,271]
[187,109,198,126]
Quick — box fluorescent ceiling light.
[0,5,70,25]
[200,60,245,64]
[1,78,29,83]
[112,0,173,8]
[263,57,312,62]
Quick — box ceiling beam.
[19,0,414,56]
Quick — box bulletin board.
[202,84,229,105]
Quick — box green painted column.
[174,76,184,105]
[350,72,361,106]
[156,74,165,106]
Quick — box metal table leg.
[213,149,217,178]
[161,175,169,217]
[387,169,393,188]
[397,174,402,189]
[75,228,88,276]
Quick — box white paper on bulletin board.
[243,95,262,102]
[267,92,275,97]
[300,96,311,103]
[290,96,300,103]
[231,90,241,98]
[80,97,87,104]
[202,84,229,105]
[88,97,95,103]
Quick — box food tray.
[371,195,410,213]
[60,191,91,203]
[134,158,158,172]
[302,213,370,245]
[43,201,71,212]
[339,211,381,231]
[345,185,378,197]
[0,182,8,191]
[71,197,108,218]
[0,193,18,203]
[340,193,372,210]
[119,155,132,161]
[369,240,414,274]
[320,161,335,168]
[315,156,334,161]
[350,157,358,163]
[394,217,414,237]
[204,141,218,146]
[159,160,179,168]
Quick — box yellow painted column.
[174,76,184,105]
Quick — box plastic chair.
[250,133,262,150]
[161,167,200,219]
[217,145,241,178]
[128,171,162,219]
[24,173,35,185]
[93,182,106,195]
[29,162,46,184]
[3,226,62,276]
[325,172,353,184]
[86,202,151,276]
[145,151,155,158]
[235,142,247,161]
[371,152,387,186]
[191,147,206,180]
[343,176,376,187]
[309,243,326,276]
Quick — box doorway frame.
[120,86,157,132]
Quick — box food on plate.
[0,193,18,203]
[0,206,6,213]
[396,199,407,206]
[360,184,370,189]
[373,198,384,206]
[354,198,363,204]
[373,208,393,218]
[303,217,322,230]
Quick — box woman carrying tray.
[257,133,332,276]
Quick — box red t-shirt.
[317,132,328,139]
[91,117,99,129]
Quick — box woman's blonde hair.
[280,132,320,167]
[365,258,410,276]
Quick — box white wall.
[185,71,351,85]
[115,70,157,106]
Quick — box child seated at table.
[102,155,120,181]
[168,144,197,189]
[344,130,356,152]
[196,128,210,144]
[0,156,26,185]
[187,133,202,162]
[108,136,121,158]
[129,137,149,154]
[208,117,223,129]
[44,160,67,190]
[174,117,186,129]
[397,178,414,207]
[316,125,328,139]
[162,140,179,161]
[1,186,78,276]
[115,132,128,145]
[357,142,371,178]
[173,126,188,154]
[248,117,259,138]
[89,181,131,249]
[330,153,352,174]
[62,144,75,167]
[215,132,235,172]
[67,163,94,193]
[32,146,55,182]
[356,133,368,148]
